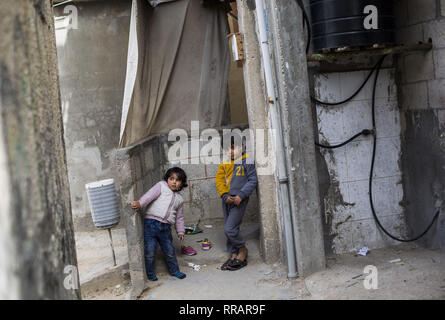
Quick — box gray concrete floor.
[76,225,445,300]
[305,242,445,300]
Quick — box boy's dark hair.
[221,132,248,154]
[163,167,188,191]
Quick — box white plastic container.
[85,179,120,229]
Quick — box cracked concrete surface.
[305,243,445,300]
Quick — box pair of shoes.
[181,245,197,256]
[201,239,211,250]
[147,274,158,281]
[227,258,248,271]
[172,271,186,279]
[220,258,233,271]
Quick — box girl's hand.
[131,201,141,210]
[178,234,184,242]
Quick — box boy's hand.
[232,196,242,206]
[131,201,141,210]
[178,234,184,242]
[225,196,234,204]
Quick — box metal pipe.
[107,228,117,267]
[254,0,297,278]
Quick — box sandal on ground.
[227,258,247,271]
[220,258,234,271]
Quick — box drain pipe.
[254,0,297,278]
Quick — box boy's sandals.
[227,258,248,271]
[227,248,248,271]
[221,247,248,271]
[220,258,234,270]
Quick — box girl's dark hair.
[163,167,188,191]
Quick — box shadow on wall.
[401,110,445,252]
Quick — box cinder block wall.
[112,134,172,298]
[308,0,445,254]
[394,0,445,251]
[165,143,259,227]
[115,125,260,298]
[313,69,406,254]
[132,126,260,227]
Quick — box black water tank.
[310,0,395,52]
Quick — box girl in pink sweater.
[131,167,188,281]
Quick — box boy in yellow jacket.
[215,134,258,271]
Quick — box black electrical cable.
[314,54,440,242]
[296,0,311,54]
[368,55,440,242]
[315,129,373,149]
[312,57,387,149]
[312,56,385,106]
[298,0,440,241]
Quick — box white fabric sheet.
[120,0,231,147]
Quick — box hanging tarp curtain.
[120,0,231,147]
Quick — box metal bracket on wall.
[306,43,433,63]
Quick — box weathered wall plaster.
[314,69,407,253]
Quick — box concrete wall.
[133,125,260,227]
[164,129,259,227]
[54,0,132,231]
[266,0,326,276]
[394,0,445,250]
[0,0,79,299]
[237,0,283,264]
[314,69,407,254]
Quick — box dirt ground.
[75,228,128,282]
[75,227,445,300]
